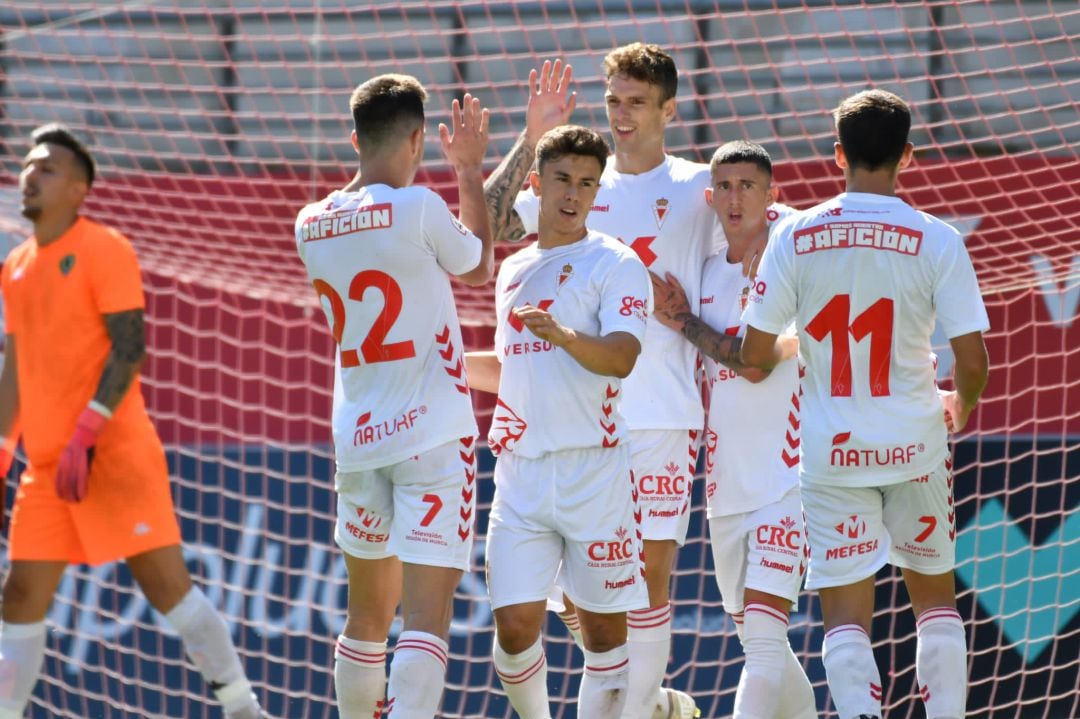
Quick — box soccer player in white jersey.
[651,141,817,719]
[483,45,751,719]
[741,90,990,719]
[294,74,494,719]
[465,125,650,718]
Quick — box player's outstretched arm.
[484,59,576,243]
[512,306,640,378]
[464,350,501,394]
[740,324,786,373]
[441,94,494,286]
[941,330,989,432]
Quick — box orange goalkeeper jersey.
[1,216,164,473]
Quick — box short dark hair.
[535,125,609,174]
[603,43,678,103]
[710,140,773,179]
[31,123,96,186]
[350,74,427,154]
[834,89,911,171]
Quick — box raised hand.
[439,93,490,173]
[525,59,577,147]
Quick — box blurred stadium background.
[0,2,1077,717]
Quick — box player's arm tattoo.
[94,309,147,411]
[483,132,532,243]
[678,313,768,376]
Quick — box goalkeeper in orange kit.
[0,124,266,719]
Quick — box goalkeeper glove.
[56,403,110,502]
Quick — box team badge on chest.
[556,263,573,293]
[652,198,670,230]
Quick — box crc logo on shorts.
[829,431,924,468]
[824,513,880,561]
[756,516,802,553]
[619,295,648,319]
[586,526,636,567]
[353,406,424,446]
[638,462,687,500]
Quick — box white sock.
[774,645,818,719]
[733,603,788,719]
[557,609,584,651]
[0,621,47,717]
[822,625,882,719]
[385,630,448,719]
[494,637,551,719]
[334,635,387,718]
[581,644,630,719]
[916,608,967,719]
[621,604,672,719]
[164,587,260,719]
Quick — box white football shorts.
[708,485,806,615]
[334,436,478,571]
[629,429,698,545]
[802,458,955,590]
[486,444,648,614]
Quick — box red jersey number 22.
[313,270,417,367]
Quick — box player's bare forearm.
[94,309,147,412]
[455,166,495,285]
[679,313,771,383]
[949,330,989,410]
[464,350,501,394]
[561,330,641,379]
[483,131,532,243]
[0,335,21,437]
[740,324,784,372]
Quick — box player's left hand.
[439,93,490,173]
[650,271,692,332]
[55,406,109,502]
[512,305,573,347]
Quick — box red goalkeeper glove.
[56,404,110,503]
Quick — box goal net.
[1,2,1077,717]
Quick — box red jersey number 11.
[804,294,894,397]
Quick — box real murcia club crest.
[652,198,670,230]
[556,263,573,293]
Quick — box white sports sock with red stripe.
[333,635,387,718]
[385,630,448,718]
[733,603,789,719]
[916,607,967,718]
[557,609,584,651]
[581,644,631,718]
[494,637,551,719]
[822,624,882,719]
[621,604,672,719]
[774,645,818,719]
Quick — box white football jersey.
[515,155,723,432]
[490,231,651,458]
[700,203,800,517]
[295,185,481,472]
[743,192,990,487]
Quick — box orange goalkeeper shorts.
[7,443,181,566]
